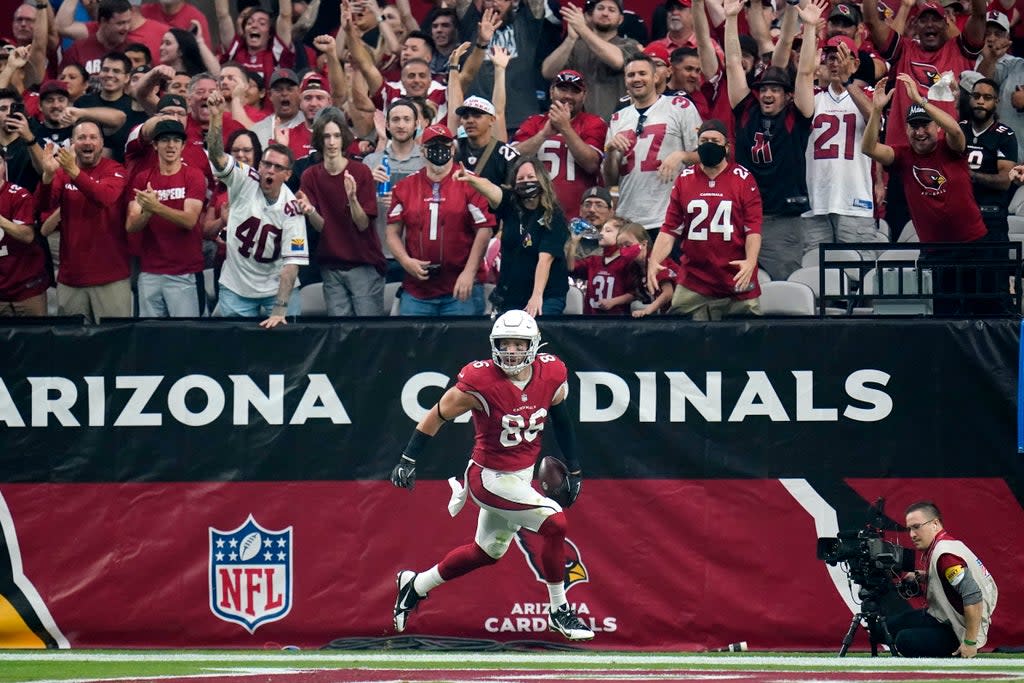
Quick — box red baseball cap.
[915,1,944,17]
[643,43,671,65]
[823,35,857,52]
[554,69,586,89]
[421,124,455,145]
[300,71,329,94]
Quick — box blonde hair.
[619,221,649,246]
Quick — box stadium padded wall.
[0,318,1021,651]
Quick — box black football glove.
[565,470,583,507]
[390,455,416,490]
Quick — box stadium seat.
[787,266,848,315]
[483,283,496,315]
[898,222,919,243]
[759,281,815,315]
[757,269,771,286]
[563,286,584,314]
[383,281,401,315]
[202,268,217,316]
[300,283,327,316]
[877,248,920,263]
[1009,215,1024,236]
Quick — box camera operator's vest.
[925,538,998,647]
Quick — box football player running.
[389,310,592,641]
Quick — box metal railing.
[811,242,1023,317]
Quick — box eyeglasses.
[906,519,936,532]
[259,159,291,172]
[635,112,648,136]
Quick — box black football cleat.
[548,603,595,641]
[393,570,426,632]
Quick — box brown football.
[538,456,570,506]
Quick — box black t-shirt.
[456,137,519,186]
[733,95,813,216]
[29,120,71,148]
[0,137,40,192]
[76,92,138,162]
[494,187,570,309]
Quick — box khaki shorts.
[669,283,762,321]
[57,279,131,322]
[0,292,46,316]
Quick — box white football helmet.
[489,310,541,375]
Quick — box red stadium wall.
[0,318,1020,651]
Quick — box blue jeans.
[399,284,483,316]
[542,295,566,316]
[217,286,302,317]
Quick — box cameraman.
[887,501,998,658]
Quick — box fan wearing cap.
[604,53,701,237]
[0,150,47,316]
[512,70,607,217]
[37,118,131,322]
[251,68,304,150]
[862,0,986,150]
[125,118,205,317]
[648,0,699,55]
[803,35,888,260]
[453,95,520,186]
[649,117,764,319]
[540,0,640,120]
[214,0,295,82]
[724,0,819,281]
[385,123,495,316]
[825,2,886,86]
[863,73,989,314]
[205,88,309,328]
[274,71,334,161]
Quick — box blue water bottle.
[377,156,391,196]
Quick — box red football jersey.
[661,162,764,299]
[456,353,569,472]
[891,141,987,243]
[132,164,207,275]
[0,182,47,301]
[38,157,130,287]
[387,167,495,300]
[570,244,642,314]
[220,35,296,82]
[513,112,608,219]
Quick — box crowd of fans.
[0,0,1020,322]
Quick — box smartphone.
[5,102,24,133]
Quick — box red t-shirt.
[282,122,313,160]
[387,167,495,300]
[60,33,110,74]
[570,244,642,314]
[513,112,608,219]
[891,141,988,243]
[139,3,210,45]
[300,161,384,273]
[0,182,47,301]
[881,33,981,148]
[661,162,763,299]
[456,355,568,472]
[132,164,207,275]
[38,158,130,287]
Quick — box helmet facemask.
[489,310,541,375]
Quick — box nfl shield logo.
[209,514,293,633]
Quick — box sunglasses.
[635,112,648,137]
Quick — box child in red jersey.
[566,216,640,315]
[617,221,680,317]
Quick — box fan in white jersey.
[604,53,701,236]
[803,36,888,259]
[206,90,309,328]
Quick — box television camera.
[816,497,916,657]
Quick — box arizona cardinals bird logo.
[909,61,941,86]
[514,531,590,591]
[912,165,947,191]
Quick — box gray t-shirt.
[566,35,641,121]
[363,142,425,258]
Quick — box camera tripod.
[838,609,896,657]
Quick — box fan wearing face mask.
[455,155,570,317]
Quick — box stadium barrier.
[0,317,1020,651]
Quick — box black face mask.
[423,143,452,166]
[514,181,542,200]
[697,141,727,167]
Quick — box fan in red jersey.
[0,152,47,316]
[649,118,764,320]
[389,310,593,642]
